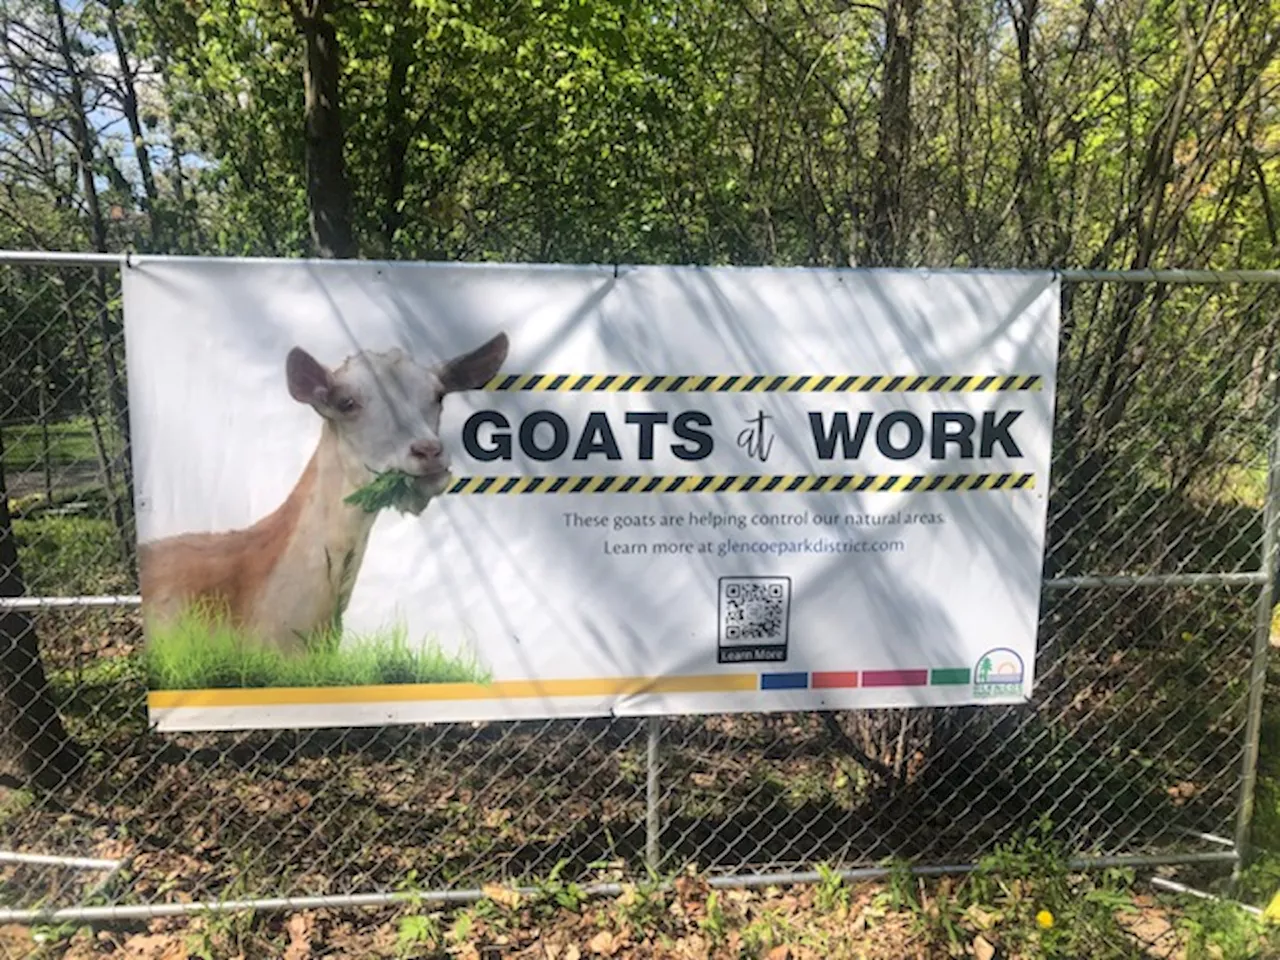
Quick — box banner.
[122,258,1059,731]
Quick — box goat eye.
[335,396,357,414]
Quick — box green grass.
[12,510,130,595]
[1238,651,1280,906]
[0,418,112,472]
[146,605,492,690]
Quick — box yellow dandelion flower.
[1036,909,1054,929]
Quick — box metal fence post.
[1233,365,1280,880]
[646,715,662,872]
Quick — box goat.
[138,332,509,654]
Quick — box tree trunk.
[0,428,83,790]
[51,0,136,554]
[1007,0,1044,263]
[50,0,107,254]
[380,0,412,255]
[866,0,921,265]
[106,0,160,249]
[298,0,358,259]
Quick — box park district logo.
[973,648,1025,698]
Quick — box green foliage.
[145,603,491,690]
[0,419,104,472]
[613,877,670,930]
[48,652,150,742]
[946,820,1146,958]
[0,787,35,829]
[12,508,130,595]
[117,0,1276,271]
[698,889,728,944]
[395,912,442,958]
[813,861,850,915]
[344,469,436,515]
[884,856,921,913]
[1175,898,1276,960]
[525,859,588,917]
[1236,654,1280,906]
[446,909,474,946]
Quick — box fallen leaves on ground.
[482,882,522,909]
[283,912,315,960]
[971,933,996,960]
[588,929,624,955]
[5,876,1268,960]
[118,932,188,960]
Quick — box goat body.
[137,333,508,656]
[139,422,378,653]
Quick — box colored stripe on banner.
[150,667,985,709]
[482,373,1043,393]
[862,669,930,687]
[812,671,860,689]
[770,669,976,689]
[446,473,1036,495]
[148,674,760,709]
[760,672,809,690]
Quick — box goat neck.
[251,421,381,645]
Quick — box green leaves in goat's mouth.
[344,469,445,516]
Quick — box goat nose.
[410,439,443,461]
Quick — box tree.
[0,432,82,790]
[290,0,357,258]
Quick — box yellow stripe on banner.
[442,473,1037,493]
[480,374,1043,392]
[148,673,761,710]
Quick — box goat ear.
[286,347,334,405]
[439,332,509,393]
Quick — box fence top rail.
[0,250,1277,283]
[1059,268,1280,284]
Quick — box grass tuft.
[146,603,491,690]
[0,418,110,472]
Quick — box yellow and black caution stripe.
[481,373,1043,393]
[446,473,1036,495]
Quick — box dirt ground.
[0,873,1264,960]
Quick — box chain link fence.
[0,254,1277,925]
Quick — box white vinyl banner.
[121,258,1059,732]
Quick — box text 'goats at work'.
[460,408,1028,463]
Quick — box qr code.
[718,576,791,663]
